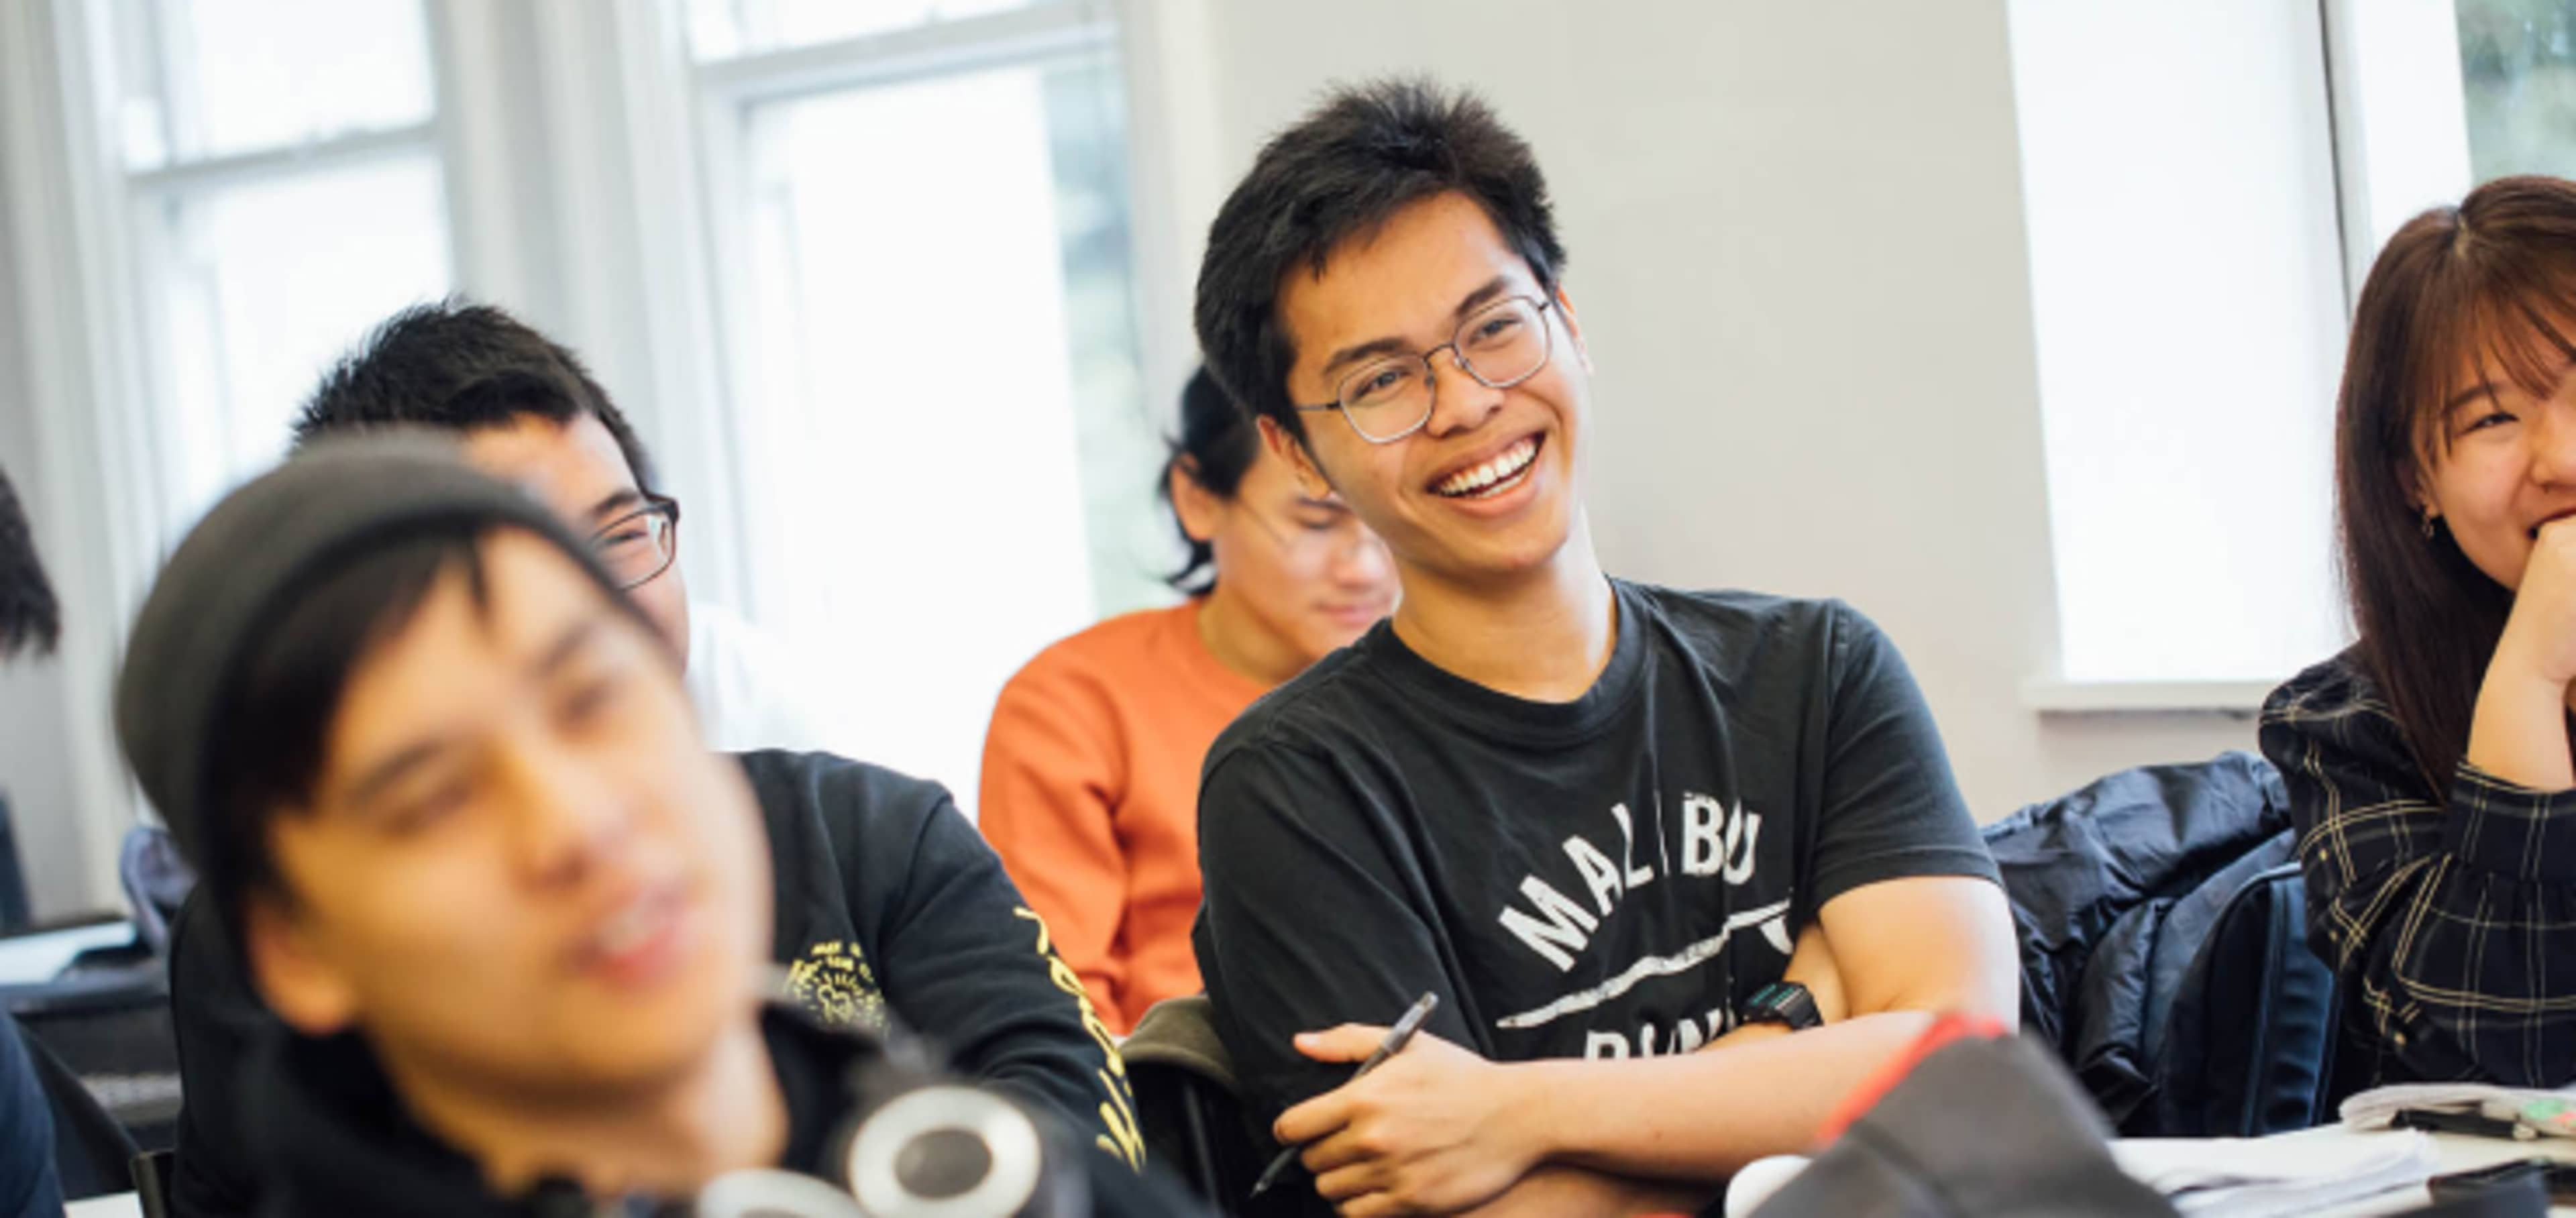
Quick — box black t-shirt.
[168,750,1142,1217]
[1191,581,2000,1116]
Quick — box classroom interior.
[0,1,2572,1215]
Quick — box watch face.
[1746,981,1818,1029]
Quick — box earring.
[2421,512,2438,539]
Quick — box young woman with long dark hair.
[2263,175,2576,1088]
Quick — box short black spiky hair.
[1193,78,1567,443]
[294,298,659,493]
[0,463,60,660]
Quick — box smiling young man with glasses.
[1188,80,2017,1215]
[158,302,1146,1217]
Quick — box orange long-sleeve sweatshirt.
[977,600,1267,1034]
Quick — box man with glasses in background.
[161,301,1143,1218]
[290,302,816,757]
[1188,80,2017,1214]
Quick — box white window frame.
[2010,0,2354,715]
[119,118,453,539]
[2018,0,2508,716]
[0,0,1206,906]
[0,0,160,906]
[2320,0,2475,306]
[680,0,1131,626]
[0,0,508,906]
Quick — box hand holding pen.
[1250,992,1442,1199]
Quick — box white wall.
[1183,0,2258,818]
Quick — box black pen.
[1248,992,1443,1200]
[2393,1107,2536,1141]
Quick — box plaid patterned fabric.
[2262,650,2576,1089]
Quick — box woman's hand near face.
[2468,518,2576,789]
[2505,520,2576,683]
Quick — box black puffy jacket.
[1985,752,2336,1134]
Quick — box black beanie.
[114,433,604,872]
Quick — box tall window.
[2016,0,2576,701]
[95,0,455,536]
[2009,1,2349,696]
[688,0,1159,808]
[2456,0,2576,180]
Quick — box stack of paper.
[2342,1081,2576,1130]
[1721,1131,2443,1218]
[2112,1129,2439,1216]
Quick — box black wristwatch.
[1741,981,1822,1031]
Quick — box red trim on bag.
[1815,1012,2010,1144]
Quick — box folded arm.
[1286,875,2017,1213]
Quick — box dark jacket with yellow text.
[166,750,1139,1217]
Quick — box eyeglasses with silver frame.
[1293,294,1557,445]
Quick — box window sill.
[2021,679,2273,717]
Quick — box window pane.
[2457,0,2576,180]
[688,0,1034,61]
[2010,0,2351,683]
[145,154,452,530]
[727,59,1152,810]
[1040,62,1162,622]
[111,0,435,170]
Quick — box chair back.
[1124,995,1305,1215]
